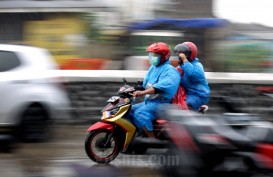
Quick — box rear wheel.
[85,129,121,163]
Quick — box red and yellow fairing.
[101,104,136,151]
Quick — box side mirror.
[122,77,128,85]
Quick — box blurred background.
[0,0,273,177]
[0,0,272,72]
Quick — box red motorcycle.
[84,79,186,163]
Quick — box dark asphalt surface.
[0,125,165,177]
[1,125,271,177]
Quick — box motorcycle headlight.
[102,108,119,119]
[102,111,112,118]
[109,108,119,115]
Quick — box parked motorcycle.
[84,78,171,163]
[161,107,273,177]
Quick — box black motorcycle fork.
[102,130,114,147]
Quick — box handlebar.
[118,78,144,98]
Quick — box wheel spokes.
[90,132,116,158]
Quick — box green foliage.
[81,13,101,42]
[221,43,272,72]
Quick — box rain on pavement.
[0,125,165,177]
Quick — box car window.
[0,51,21,72]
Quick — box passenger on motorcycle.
[174,41,210,111]
[129,42,180,137]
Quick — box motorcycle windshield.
[107,96,120,103]
[101,97,129,112]
[102,103,117,112]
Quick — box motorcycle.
[161,107,273,177]
[84,78,172,163]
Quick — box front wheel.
[85,129,121,163]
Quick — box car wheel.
[19,104,50,142]
[0,135,17,153]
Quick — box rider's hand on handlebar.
[133,90,145,97]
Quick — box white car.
[0,44,71,142]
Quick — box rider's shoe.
[198,105,209,114]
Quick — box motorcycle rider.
[174,41,210,111]
[130,42,180,137]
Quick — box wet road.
[0,125,165,177]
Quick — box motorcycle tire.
[85,129,121,163]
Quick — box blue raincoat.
[180,58,210,110]
[129,60,180,132]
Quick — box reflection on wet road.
[0,125,165,177]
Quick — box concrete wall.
[65,81,273,123]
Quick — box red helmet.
[174,41,197,61]
[146,42,171,63]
